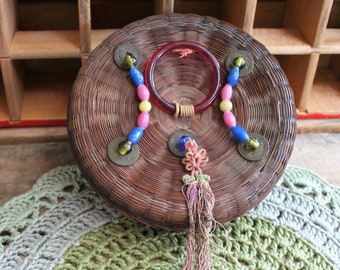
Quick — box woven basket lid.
[68,14,296,231]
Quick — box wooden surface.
[0,141,75,205]
[0,125,339,206]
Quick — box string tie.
[174,102,195,118]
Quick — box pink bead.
[223,111,236,128]
[137,112,150,130]
[221,83,233,100]
[137,84,150,101]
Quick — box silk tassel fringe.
[182,174,216,270]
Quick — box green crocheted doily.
[0,165,339,270]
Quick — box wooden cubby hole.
[0,0,339,126]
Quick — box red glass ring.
[144,40,221,115]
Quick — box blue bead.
[231,125,249,142]
[178,135,191,151]
[128,126,144,144]
[227,66,239,87]
[130,67,144,86]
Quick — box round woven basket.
[68,14,296,231]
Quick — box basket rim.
[67,13,296,231]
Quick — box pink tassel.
[181,140,216,270]
[183,183,198,269]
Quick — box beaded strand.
[117,54,152,156]
[220,56,259,150]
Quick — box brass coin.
[237,133,269,161]
[168,130,200,157]
[108,137,139,166]
[114,43,143,70]
[225,50,254,77]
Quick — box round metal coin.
[108,137,139,166]
[225,50,254,77]
[237,133,269,161]
[114,43,143,70]
[168,130,200,157]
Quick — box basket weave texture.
[68,14,296,231]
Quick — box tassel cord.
[181,140,216,270]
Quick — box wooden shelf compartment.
[276,53,340,115]
[275,53,319,112]
[170,0,257,33]
[88,0,155,52]
[252,28,312,55]
[1,58,81,125]
[320,28,340,54]
[251,0,333,54]
[16,0,79,31]
[307,54,340,115]
[320,1,340,54]
[254,0,287,29]
[173,0,223,18]
[22,58,80,123]
[153,0,257,34]
[91,0,154,30]
[91,29,118,52]
[1,0,81,59]
[10,30,81,59]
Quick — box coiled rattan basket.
[68,14,296,231]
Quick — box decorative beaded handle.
[113,54,152,158]
[220,56,260,150]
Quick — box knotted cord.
[181,139,216,270]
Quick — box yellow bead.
[139,100,152,112]
[245,137,260,150]
[117,141,132,155]
[219,100,233,112]
[233,57,245,68]
[122,54,137,69]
